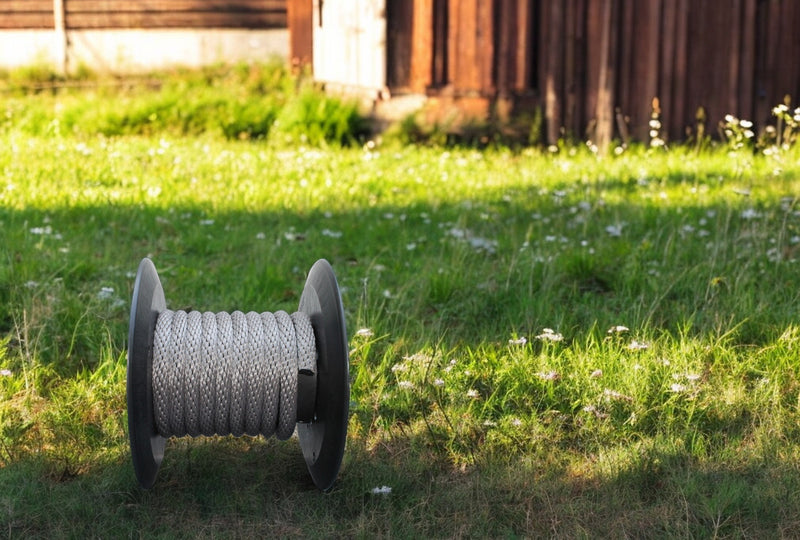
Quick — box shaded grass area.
[1,108,800,535]
[3,435,800,537]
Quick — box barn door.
[312,0,387,93]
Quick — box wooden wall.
[1,0,287,30]
[531,0,800,144]
[383,0,800,144]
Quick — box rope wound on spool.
[127,258,349,492]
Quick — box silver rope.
[152,309,317,440]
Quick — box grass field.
[1,64,800,537]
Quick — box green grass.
[2,64,800,537]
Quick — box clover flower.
[603,389,633,402]
[536,371,560,381]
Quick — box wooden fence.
[290,0,800,144]
[525,0,800,144]
[1,0,287,30]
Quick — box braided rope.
[152,309,317,439]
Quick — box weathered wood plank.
[736,0,756,123]
[513,0,532,91]
[562,0,576,135]
[476,0,493,95]
[407,0,433,93]
[2,0,54,10]
[0,13,55,30]
[777,0,800,109]
[658,0,676,140]
[543,0,563,144]
[65,12,287,29]
[65,0,286,11]
[387,0,413,90]
[494,0,513,96]
[583,0,601,139]
[431,0,448,87]
[670,0,689,135]
[569,0,586,134]
[593,0,615,149]
[287,0,312,67]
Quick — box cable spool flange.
[127,258,349,491]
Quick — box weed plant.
[1,64,800,537]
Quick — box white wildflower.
[321,228,343,238]
[398,380,414,390]
[740,208,761,220]
[371,486,392,495]
[508,336,527,346]
[284,230,305,241]
[0,369,12,377]
[355,328,374,338]
[607,325,629,334]
[98,287,115,300]
[466,389,480,399]
[627,340,649,351]
[670,383,687,393]
[590,369,603,379]
[536,328,563,342]
[403,353,431,363]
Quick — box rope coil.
[152,309,317,440]
[128,258,348,491]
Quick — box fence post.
[53,0,67,73]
